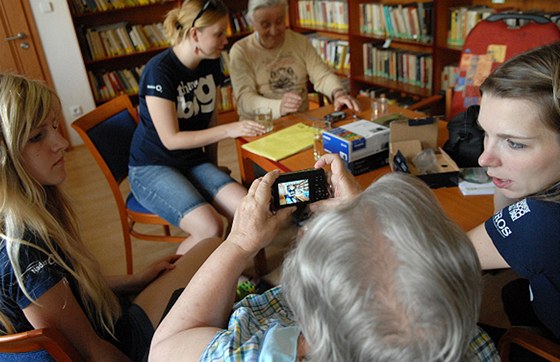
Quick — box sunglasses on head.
[191,0,218,28]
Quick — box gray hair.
[282,172,482,362]
[247,0,287,20]
[480,41,560,201]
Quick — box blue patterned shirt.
[200,286,500,361]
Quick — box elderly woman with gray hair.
[149,154,499,361]
[228,0,360,120]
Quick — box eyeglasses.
[191,0,217,29]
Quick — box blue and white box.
[322,120,390,163]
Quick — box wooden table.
[236,97,493,232]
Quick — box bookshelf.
[288,0,560,105]
[68,0,251,123]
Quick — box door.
[0,0,70,140]
[0,0,53,83]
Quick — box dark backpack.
[443,105,484,168]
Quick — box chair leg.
[125,222,135,274]
[163,225,171,237]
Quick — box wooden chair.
[499,326,560,362]
[72,95,183,274]
[0,328,82,361]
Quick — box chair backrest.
[72,95,138,187]
[0,328,82,361]
[449,13,560,120]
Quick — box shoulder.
[200,287,296,361]
[486,198,560,238]
[229,33,256,57]
[286,30,312,48]
[467,326,500,361]
[0,233,65,308]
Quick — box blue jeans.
[129,163,236,226]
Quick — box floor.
[63,137,515,329]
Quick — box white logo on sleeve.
[492,210,512,238]
[509,199,531,221]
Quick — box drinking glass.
[254,107,273,133]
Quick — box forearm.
[107,275,142,295]
[161,124,231,151]
[151,235,253,351]
[306,44,344,101]
[204,111,219,164]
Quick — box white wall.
[29,0,95,146]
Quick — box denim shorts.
[129,163,236,226]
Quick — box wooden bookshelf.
[288,0,560,102]
[68,0,250,123]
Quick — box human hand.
[228,170,294,255]
[280,91,303,115]
[310,154,361,212]
[333,93,361,112]
[131,254,181,292]
[227,120,266,138]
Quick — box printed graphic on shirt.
[509,199,531,221]
[24,254,56,276]
[269,66,297,93]
[177,74,216,119]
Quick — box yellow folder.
[241,123,314,161]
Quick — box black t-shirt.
[485,198,560,338]
[129,48,225,171]
[0,233,82,333]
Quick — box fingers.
[281,92,303,114]
[334,96,361,112]
[253,170,279,206]
[314,153,343,170]
[241,120,266,136]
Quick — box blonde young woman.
[0,73,222,361]
[128,0,265,255]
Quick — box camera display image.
[276,179,310,206]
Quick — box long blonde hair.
[0,74,120,335]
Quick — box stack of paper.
[241,123,314,161]
[458,179,495,195]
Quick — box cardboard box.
[389,119,460,188]
[322,120,390,162]
[322,120,390,175]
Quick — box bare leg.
[212,182,247,220]
[176,204,225,254]
[133,237,223,327]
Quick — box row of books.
[226,10,252,36]
[216,83,236,112]
[447,6,495,46]
[88,66,144,102]
[83,22,168,61]
[307,34,350,74]
[441,64,460,90]
[220,51,231,77]
[296,0,348,33]
[359,2,433,43]
[68,0,172,16]
[362,44,433,90]
[448,9,560,46]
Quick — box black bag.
[443,105,484,168]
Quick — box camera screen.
[276,178,310,206]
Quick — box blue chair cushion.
[126,193,154,214]
[0,350,55,361]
